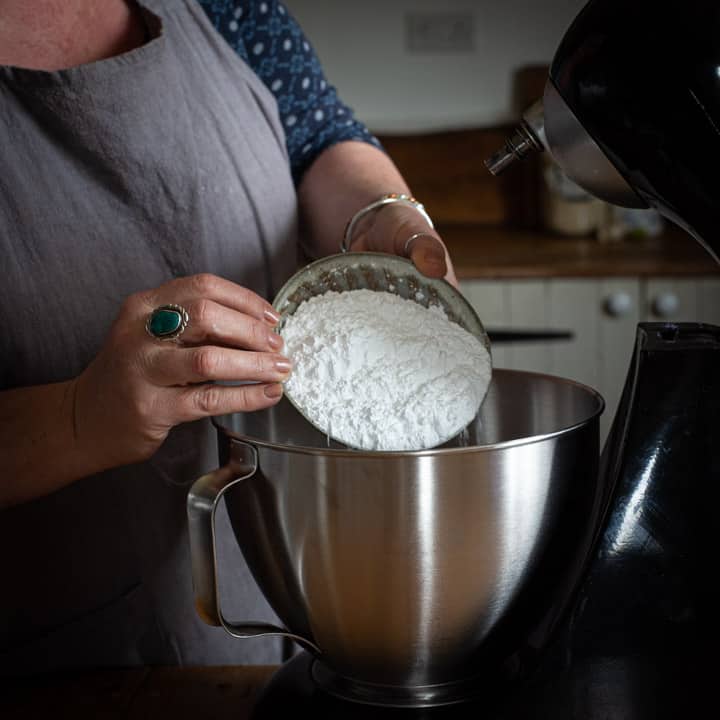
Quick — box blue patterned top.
[197,0,382,185]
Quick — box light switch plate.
[405,12,475,53]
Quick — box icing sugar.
[280,289,492,451]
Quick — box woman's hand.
[295,141,460,286]
[70,273,290,471]
[344,202,459,288]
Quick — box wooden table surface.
[440,224,720,279]
[2,665,278,720]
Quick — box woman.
[0,0,456,673]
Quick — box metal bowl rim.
[213,368,605,457]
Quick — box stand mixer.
[187,0,719,716]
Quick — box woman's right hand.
[70,273,291,472]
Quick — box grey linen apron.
[0,0,299,673]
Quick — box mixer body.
[496,323,720,719]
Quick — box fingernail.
[264,383,283,398]
[275,358,293,375]
[421,251,447,276]
[264,308,281,325]
[423,249,445,266]
[268,332,283,349]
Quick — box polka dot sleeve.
[197,0,384,185]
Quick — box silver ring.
[146,303,190,342]
[403,232,437,257]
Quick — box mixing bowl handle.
[186,440,321,656]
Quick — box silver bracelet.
[341,193,435,252]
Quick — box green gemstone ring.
[146,304,190,342]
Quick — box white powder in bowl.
[280,288,492,451]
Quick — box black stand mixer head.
[486,0,720,264]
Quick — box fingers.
[350,203,453,282]
[146,345,292,387]
[143,342,292,423]
[142,273,280,327]
[164,297,284,351]
[174,381,285,423]
[404,233,459,287]
[401,232,448,280]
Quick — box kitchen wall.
[284,0,587,133]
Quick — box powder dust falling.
[280,289,492,451]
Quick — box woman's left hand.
[346,202,459,287]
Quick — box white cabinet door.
[643,277,720,325]
[547,279,601,392]
[643,278,698,322]
[696,278,720,325]
[460,280,512,370]
[503,280,553,373]
[462,279,565,374]
[550,278,640,442]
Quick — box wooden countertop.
[2,665,277,720]
[440,224,720,280]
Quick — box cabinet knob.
[652,292,679,318]
[604,291,634,317]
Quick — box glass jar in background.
[540,154,606,236]
[540,154,664,242]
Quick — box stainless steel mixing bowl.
[187,369,605,708]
